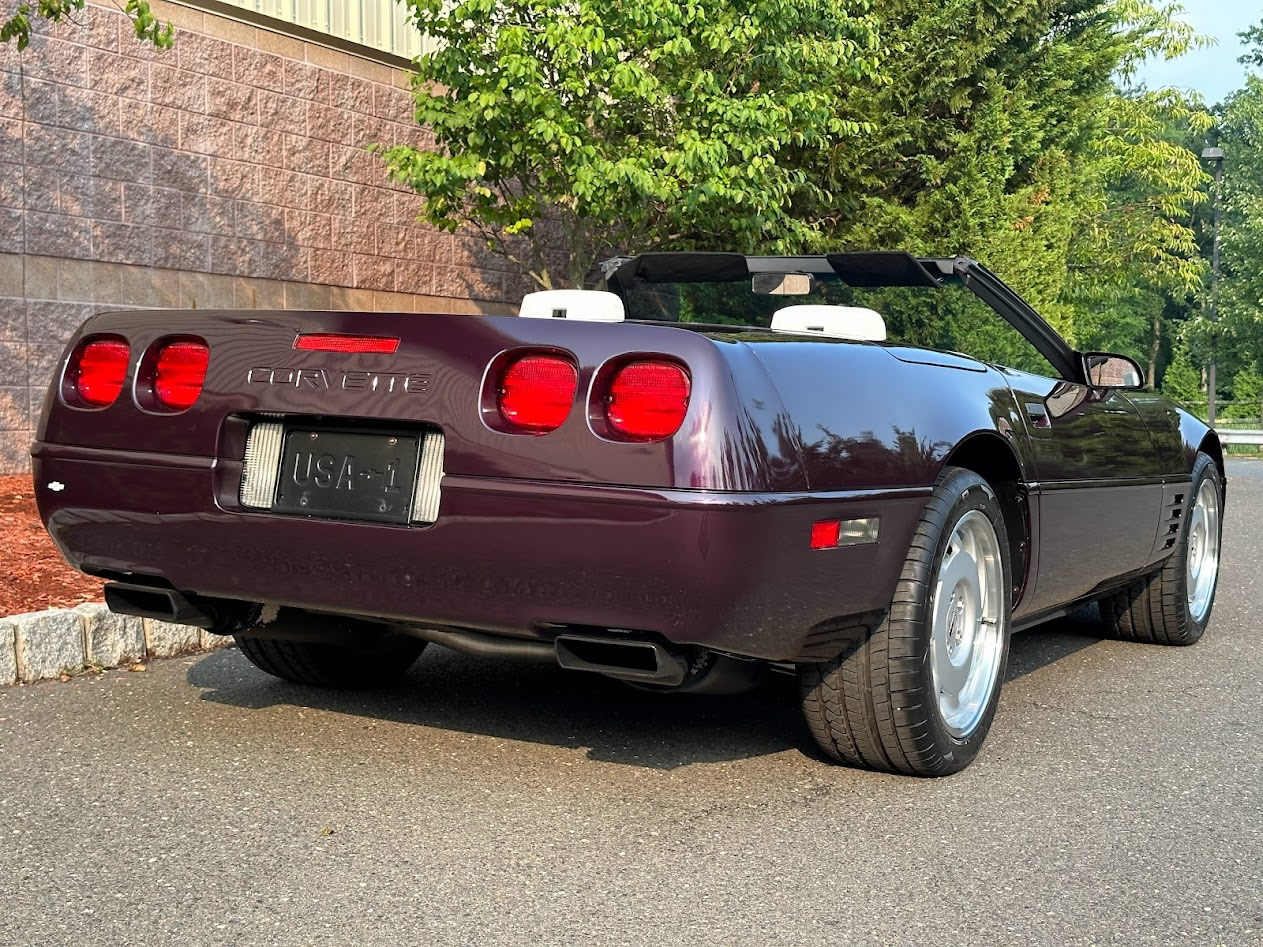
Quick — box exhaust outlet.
[104,583,218,627]
[554,635,689,686]
[104,582,260,635]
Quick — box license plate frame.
[271,427,420,524]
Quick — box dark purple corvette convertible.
[32,252,1224,776]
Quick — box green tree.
[383,0,882,288]
[1066,87,1211,387]
[384,0,1210,364]
[818,0,1210,360]
[1242,22,1263,70]
[1,0,173,50]
[1161,347,1204,412]
[1223,367,1263,422]
[1203,25,1263,390]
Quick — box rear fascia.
[37,309,808,493]
[33,442,926,661]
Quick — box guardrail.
[1216,429,1263,446]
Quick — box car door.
[999,370,1165,614]
[851,260,1167,617]
[934,263,1169,616]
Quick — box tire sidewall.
[1174,455,1224,638]
[913,474,1013,768]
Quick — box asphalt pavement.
[2,461,1261,947]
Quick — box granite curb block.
[0,604,232,685]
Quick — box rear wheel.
[799,467,1012,776]
[1100,453,1223,646]
[235,628,426,688]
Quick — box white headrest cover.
[519,289,625,323]
[771,305,886,342]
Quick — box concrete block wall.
[0,1,525,473]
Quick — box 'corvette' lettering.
[247,367,430,395]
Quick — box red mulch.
[0,474,105,615]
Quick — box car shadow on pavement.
[1005,604,1105,681]
[190,646,812,769]
[188,607,1110,771]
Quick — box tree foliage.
[1242,23,1263,71]
[1161,346,1203,410]
[816,0,1210,359]
[1222,368,1263,421]
[1,0,173,50]
[385,0,882,288]
[388,0,1213,359]
[1207,29,1263,397]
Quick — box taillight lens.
[497,354,578,433]
[68,338,130,408]
[606,360,691,441]
[153,340,210,411]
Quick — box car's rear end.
[33,307,926,668]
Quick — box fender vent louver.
[1152,486,1189,556]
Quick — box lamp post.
[1202,146,1225,427]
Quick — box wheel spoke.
[1186,478,1221,624]
[930,510,1004,738]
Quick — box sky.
[1135,1,1259,104]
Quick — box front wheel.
[799,467,1013,776]
[1100,452,1223,646]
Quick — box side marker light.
[811,518,881,550]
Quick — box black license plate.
[273,429,419,524]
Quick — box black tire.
[1100,453,1223,647]
[235,630,426,688]
[798,467,1013,776]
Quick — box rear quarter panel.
[741,336,1033,490]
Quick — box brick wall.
[0,1,523,473]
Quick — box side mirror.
[1084,352,1144,389]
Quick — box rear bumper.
[32,441,930,662]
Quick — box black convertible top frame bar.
[604,251,1086,384]
[952,259,1083,383]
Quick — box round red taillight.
[605,360,691,441]
[497,354,578,433]
[153,340,210,411]
[68,338,130,408]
